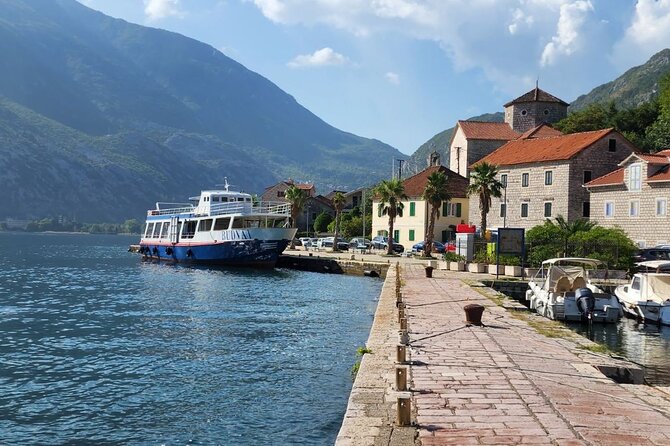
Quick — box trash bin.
[464,303,485,326]
[425,266,434,278]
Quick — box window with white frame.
[629,200,640,217]
[629,164,641,191]
[657,198,667,216]
[604,201,614,217]
[544,170,553,186]
[522,173,529,187]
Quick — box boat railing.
[148,201,291,217]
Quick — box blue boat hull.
[138,239,291,267]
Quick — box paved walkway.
[404,265,670,445]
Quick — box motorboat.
[525,257,622,323]
[615,261,670,325]
[135,180,296,267]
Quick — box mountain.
[0,0,403,222]
[570,49,670,111]
[405,113,503,174]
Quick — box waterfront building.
[261,179,335,234]
[449,86,568,177]
[372,154,469,249]
[261,179,316,202]
[586,150,670,247]
[469,128,636,230]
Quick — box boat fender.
[152,247,159,256]
[186,249,193,258]
[363,270,379,278]
[165,247,173,256]
[138,246,144,254]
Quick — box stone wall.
[449,128,508,177]
[504,101,567,133]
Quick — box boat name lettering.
[221,230,251,241]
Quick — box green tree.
[547,215,597,256]
[313,212,333,233]
[421,171,451,257]
[123,219,142,234]
[554,103,612,134]
[285,185,307,249]
[374,179,407,255]
[331,192,346,251]
[467,162,502,237]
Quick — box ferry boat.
[135,181,296,267]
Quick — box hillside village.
[267,86,670,251]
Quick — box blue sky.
[80,0,670,155]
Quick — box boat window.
[247,220,260,228]
[146,223,155,238]
[160,222,170,238]
[182,220,197,239]
[246,198,252,202]
[632,277,640,291]
[176,222,182,239]
[231,218,244,228]
[214,217,230,231]
[221,197,229,202]
[212,196,220,202]
[198,219,213,232]
[237,197,244,202]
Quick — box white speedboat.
[525,257,622,323]
[136,179,296,267]
[615,261,670,325]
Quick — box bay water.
[0,233,381,444]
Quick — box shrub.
[443,252,466,262]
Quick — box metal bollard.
[396,366,407,391]
[396,345,406,364]
[397,397,411,426]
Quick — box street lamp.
[306,204,311,237]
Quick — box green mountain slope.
[406,112,503,173]
[0,0,402,221]
[570,49,670,111]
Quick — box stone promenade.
[338,263,670,446]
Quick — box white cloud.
[251,1,604,95]
[144,0,183,21]
[287,48,349,68]
[612,0,670,69]
[385,72,400,85]
[540,1,593,67]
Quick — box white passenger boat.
[136,180,297,267]
[615,261,670,325]
[525,258,622,323]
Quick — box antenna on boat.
[224,177,229,192]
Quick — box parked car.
[412,240,446,253]
[292,238,302,246]
[299,237,311,247]
[335,237,349,251]
[634,248,670,263]
[349,238,372,250]
[371,236,404,253]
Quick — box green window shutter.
[394,230,399,241]
[409,202,415,217]
[377,205,382,217]
[442,202,448,217]
[456,203,462,217]
[409,229,415,241]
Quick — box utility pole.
[397,159,405,180]
[362,188,366,237]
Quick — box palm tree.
[548,215,597,256]
[467,162,502,238]
[285,185,306,249]
[331,192,346,252]
[374,179,407,255]
[421,171,451,257]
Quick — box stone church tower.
[503,86,568,133]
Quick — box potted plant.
[468,250,488,273]
[444,252,466,271]
[501,255,522,277]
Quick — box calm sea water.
[0,233,381,445]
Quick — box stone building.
[449,86,568,177]
[586,150,670,247]
[469,129,636,231]
[503,86,568,133]
[372,155,469,249]
[261,179,315,203]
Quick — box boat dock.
[337,264,670,446]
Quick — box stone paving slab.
[404,266,670,445]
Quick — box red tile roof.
[504,87,569,107]
[457,121,520,141]
[636,153,670,163]
[519,123,563,140]
[401,165,469,198]
[648,165,670,183]
[472,128,615,168]
[585,168,624,187]
[657,149,670,156]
